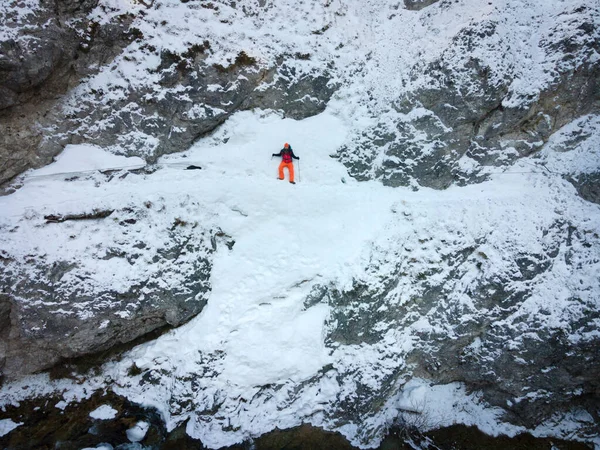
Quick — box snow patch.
[89,405,118,420]
[0,419,23,437]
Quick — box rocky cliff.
[0,0,336,188]
[0,0,599,448]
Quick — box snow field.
[121,110,397,386]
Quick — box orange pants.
[278,161,295,182]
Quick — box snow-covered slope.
[1,0,599,448]
[2,108,600,447]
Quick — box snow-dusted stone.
[55,400,68,410]
[335,7,600,191]
[0,0,140,188]
[0,0,338,187]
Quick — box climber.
[272,143,300,184]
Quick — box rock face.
[0,0,337,186]
[0,0,137,185]
[569,172,600,204]
[0,193,234,379]
[47,50,336,164]
[335,7,600,191]
[404,0,440,11]
[4,1,596,193]
[319,217,600,430]
[0,388,589,450]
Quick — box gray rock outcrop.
[335,8,600,191]
[313,214,600,439]
[404,0,441,11]
[0,0,137,186]
[45,49,336,164]
[0,198,234,379]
